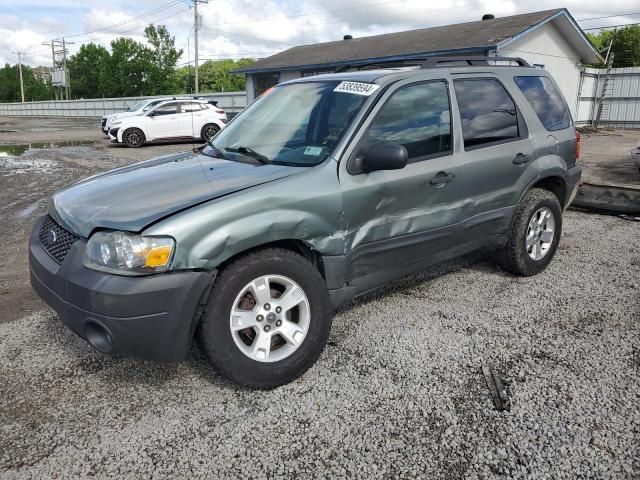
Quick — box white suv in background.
[101,98,166,135]
[107,99,227,147]
[100,96,210,135]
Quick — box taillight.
[575,131,581,160]
[215,109,225,114]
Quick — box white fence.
[0,92,247,118]
[2,69,639,127]
[576,67,640,129]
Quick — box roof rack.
[335,56,531,73]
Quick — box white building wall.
[280,70,301,82]
[245,74,256,102]
[498,22,583,118]
[246,70,301,102]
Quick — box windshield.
[128,101,146,112]
[204,81,368,166]
[142,100,162,112]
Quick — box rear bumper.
[29,216,213,361]
[563,165,582,209]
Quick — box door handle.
[513,153,530,165]
[429,171,455,186]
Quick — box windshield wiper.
[225,146,271,165]
[202,141,227,159]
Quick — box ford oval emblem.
[47,229,57,245]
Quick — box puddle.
[0,156,59,175]
[16,202,40,219]
[0,140,94,157]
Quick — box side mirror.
[358,143,408,173]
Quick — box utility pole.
[48,41,57,100]
[62,37,70,100]
[193,0,208,94]
[43,38,73,100]
[12,51,26,102]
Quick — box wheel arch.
[529,175,567,208]
[520,174,567,209]
[217,239,327,280]
[120,125,146,145]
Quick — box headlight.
[111,121,122,126]
[84,231,175,275]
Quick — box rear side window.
[454,79,519,149]
[366,81,452,160]
[514,76,571,131]
[181,102,204,113]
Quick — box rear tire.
[496,188,562,276]
[198,248,332,389]
[201,123,220,142]
[123,128,145,148]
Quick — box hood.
[51,151,302,237]
[108,111,138,123]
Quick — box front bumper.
[632,147,640,169]
[29,216,213,361]
[108,128,120,142]
[563,165,582,209]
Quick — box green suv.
[29,57,581,388]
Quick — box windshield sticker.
[304,146,324,156]
[334,81,380,96]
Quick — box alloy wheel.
[126,130,142,146]
[203,125,219,141]
[229,275,310,363]
[526,207,555,260]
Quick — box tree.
[196,58,255,93]
[105,37,150,96]
[143,24,183,95]
[68,43,110,98]
[0,63,53,102]
[587,25,640,67]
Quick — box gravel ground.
[1,211,639,479]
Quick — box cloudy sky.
[1,0,638,67]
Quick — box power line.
[23,2,186,54]
[577,12,640,22]
[583,22,640,31]
[204,0,422,26]
[62,0,183,39]
[80,7,191,44]
[201,26,296,47]
[204,0,510,28]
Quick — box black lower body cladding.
[28,216,213,361]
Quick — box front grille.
[39,215,80,264]
[101,118,107,127]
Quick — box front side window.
[514,76,571,131]
[151,103,178,116]
[454,79,519,149]
[205,81,368,166]
[366,81,452,160]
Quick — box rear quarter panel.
[501,71,576,197]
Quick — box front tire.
[123,128,145,148]
[497,188,562,276]
[198,248,332,389]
